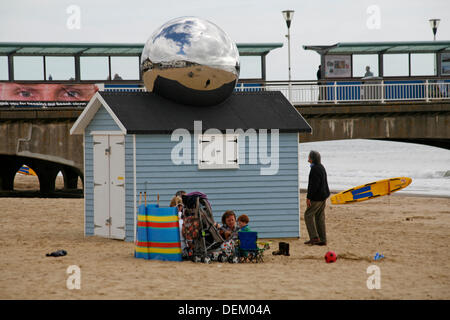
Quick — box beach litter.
[373,252,385,261]
[46,249,67,257]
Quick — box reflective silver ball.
[141,17,240,106]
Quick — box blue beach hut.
[70,91,312,242]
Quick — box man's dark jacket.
[307,163,330,201]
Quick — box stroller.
[181,192,234,263]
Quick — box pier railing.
[235,80,450,104]
[100,79,450,105]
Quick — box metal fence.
[234,80,450,104]
[101,80,450,105]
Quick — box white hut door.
[109,135,126,240]
[93,135,110,238]
[93,134,126,240]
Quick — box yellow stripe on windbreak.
[149,247,182,254]
[138,215,178,222]
[135,247,149,253]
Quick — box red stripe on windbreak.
[137,221,179,228]
[137,242,181,248]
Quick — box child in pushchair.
[181,192,239,264]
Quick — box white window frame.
[198,133,239,170]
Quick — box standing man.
[317,65,323,101]
[316,65,322,81]
[304,150,330,246]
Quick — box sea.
[299,139,450,198]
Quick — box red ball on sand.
[325,251,337,263]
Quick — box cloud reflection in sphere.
[141,17,240,106]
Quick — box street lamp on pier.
[282,10,294,102]
[429,19,440,41]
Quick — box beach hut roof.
[70,91,312,135]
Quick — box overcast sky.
[0,0,449,80]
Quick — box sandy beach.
[1,175,449,300]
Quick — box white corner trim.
[133,134,137,243]
[298,136,301,238]
[83,132,86,238]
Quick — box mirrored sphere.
[141,17,240,106]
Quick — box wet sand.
[1,176,449,299]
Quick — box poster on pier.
[324,55,351,78]
[441,53,450,75]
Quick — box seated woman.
[219,210,239,241]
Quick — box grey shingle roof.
[99,91,312,134]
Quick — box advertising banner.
[0,82,98,107]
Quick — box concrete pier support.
[34,162,60,193]
[61,166,80,189]
[0,156,22,190]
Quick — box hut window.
[198,133,239,169]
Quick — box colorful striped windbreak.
[135,205,182,262]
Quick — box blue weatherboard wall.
[133,133,300,239]
[84,104,301,241]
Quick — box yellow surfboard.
[330,177,412,205]
[18,165,36,176]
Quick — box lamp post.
[429,19,440,41]
[282,10,294,102]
